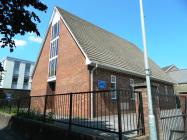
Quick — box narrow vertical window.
[48,21,59,80]
[129,79,135,99]
[164,85,169,102]
[110,75,116,99]
[165,86,168,95]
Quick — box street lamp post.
[138,0,158,140]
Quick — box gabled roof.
[56,7,173,83]
[162,65,178,72]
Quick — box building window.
[165,86,169,102]
[52,22,60,40]
[11,76,18,89]
[165,86,168,95]
[13,61,20,75]
[50,39,58,58]
[48,21,59,79]
[156,84,160,93]
[24,63,31,76]
[23,78,29,89]
[110,75,116,99]
[129,79,135,99]
[48,59,57,78]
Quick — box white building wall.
[2,60,14,88]
[0,57,35,90]
[28,64,34,89]
[17,63,25,89]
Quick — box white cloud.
[14,39,27,47]
[0,39,27,47]
[28,35,42,43]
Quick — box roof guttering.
[89,61,175,85]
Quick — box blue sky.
[1,0,187,69]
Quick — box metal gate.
[155,94,187,140]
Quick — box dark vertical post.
[185,96,187,132]
[17,98,21,116]
[3,100,5,112]
[117,90,122,140]
[69,93,73,130]
[43,95,48,122]
[9,100,11,114]
[28,96,31,117]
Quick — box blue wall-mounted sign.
[98,80,106,89]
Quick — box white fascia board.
[55,7,91,65]
[32,8,58,78]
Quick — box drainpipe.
[90,64,98,119]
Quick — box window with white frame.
[165,86,168,95]
[51,22,60,39]
[129,79,135,99]
[156,84,160,93]
[48,21,59,79]
[110,75,117,99]
[50,39,58,58]
[165,85,168,101]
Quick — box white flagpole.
[139,0,158,139]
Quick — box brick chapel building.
[31,7,174,99]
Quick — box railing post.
[3,100,5,112]
[17,98,21,116]
[69,93,73,130]
[9,100,12,114]
[185,96,187,132]
[43,95,48,122]
[28,96,31,117]
[117,90,122,140]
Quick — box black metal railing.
[0,90,145,139]
[154,93,187,140]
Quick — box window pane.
[51,22,59,39]
[48,58,57,77]
[13,61,20,75]
[50,39,58,58]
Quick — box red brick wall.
[93,68,173,93]
[30,19,91,117]
[31,20,90,96]
[55,20,90,94]
[92,68,174,116]
[30,25,52,96]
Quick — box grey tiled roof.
[168,69,187,84]
[162,65,174,72]
[57,7,173,83]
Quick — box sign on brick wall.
[98,80,106,90]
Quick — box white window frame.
[51,21,60,40]
[156,84,160,93]
[110,75,117,99]
[129,79,135,99]
[165,85,169,102]
[48,57,58,79]
[165,86,168,95]
[48,21,60,80]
